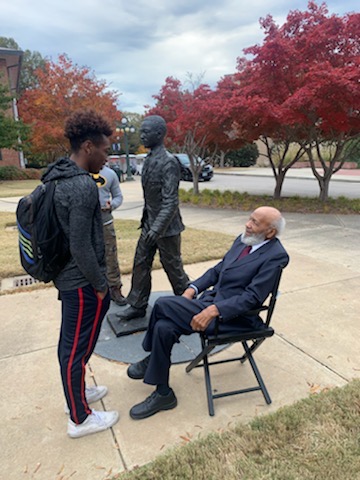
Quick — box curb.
[213,171,360,183]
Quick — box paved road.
[184,173,360,198]
[0,169,358,216]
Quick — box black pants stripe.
[58,284,110,424]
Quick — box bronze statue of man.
[118,115,189,321]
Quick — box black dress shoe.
[116,305,146,321]
[127,355,151,380]
[130,389,178,420]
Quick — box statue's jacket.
[141,145,185,238]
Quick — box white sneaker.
[67,409,119,438]
[64,385,108,414]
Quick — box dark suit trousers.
[127,232,189,309]
[142,295,257,387]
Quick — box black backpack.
[16,180,70,283]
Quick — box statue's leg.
[126,231,157,309]
[157,235,189,295]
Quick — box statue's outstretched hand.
[144,229,158,246]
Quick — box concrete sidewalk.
[1,190,360,479]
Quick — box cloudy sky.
[2,0,358,113]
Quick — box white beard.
[241,232,266,246]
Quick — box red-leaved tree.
[19,54,120,163]
[148,76,246,193]
[218,1,360,200]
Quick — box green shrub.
[179,188,360,214]
[344,138,360,167]
[0,166,42,181]
[225,143,259,167]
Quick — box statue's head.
[140,115,167,149]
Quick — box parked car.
[173,153,213,182]
[107,155,137,180]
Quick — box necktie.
[238,245,251,259]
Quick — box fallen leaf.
[33,463,41,473]
[309,384,321,394]
[180,435,191,442]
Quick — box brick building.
[0,47,24,167]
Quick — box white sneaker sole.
[68,411,119,439]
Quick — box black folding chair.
[186,266,284,416]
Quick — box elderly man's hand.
[182,287,196,300]
[190,304,220,332]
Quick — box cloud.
[2,0,358,113]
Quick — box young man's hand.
[96,288,108,300]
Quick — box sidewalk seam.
[276,334,349,382]
[0,344,57,361]
[281,274,360,295]
[88,362,128,472]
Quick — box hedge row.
[179,188,360,214]
[0,166,43,181]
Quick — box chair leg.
[242,341,272,404]
[203,352,215,416]
[240,338,265,364]
[186,335,215,373]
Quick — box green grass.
[179,189,360,214]
[0,179,41,197]
[117,380,360,480]
[0,213,233,282]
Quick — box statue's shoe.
[116,305,146,321]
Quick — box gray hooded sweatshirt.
[42,157,107,292]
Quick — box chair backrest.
[263,265,284,327]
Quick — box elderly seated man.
[127,206,289,420]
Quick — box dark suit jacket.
[192,235,289,324]
[141,145,185,238]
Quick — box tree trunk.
[318,176,331,202]
[273,172,286,199]
[192,172,200,195]
[219,151,225,168]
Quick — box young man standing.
[42,110,119,438]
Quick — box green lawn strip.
[0,179,41,197]
[179,189,360,214]
[117,380,360,480]
[0,214,233,281]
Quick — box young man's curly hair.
[64,109,113,153]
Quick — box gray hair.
[272,215,286,236]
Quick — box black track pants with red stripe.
[58,284,110,424]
